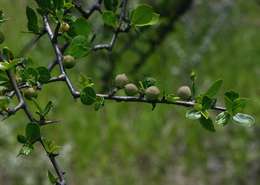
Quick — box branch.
[97,94,226,112]
[72,0,102,19]
[6,70,34,121]
[40,140,66,185]
[18,30,46,57]
[43,15,78,98]
[93,0,130,51]
[6,63,67,185]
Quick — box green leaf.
[205,79,223,98]
[0,96,10,109]
[131,4,159,27]
[232,113,255,127]
[71,18,91,37]
[233,98,247,114]
[53,0,64,10]
[17,135,27,144]
[2,47,14,60]
[48,170,57,184]
[0,62,10,71]
[35,0,52,10]
[140,77,156,89]
[215,111,230,126]
[94,96,105,111]
[225,91,239,101]
[200,110,209,119]
[66,35,91,58]
[42,138,61,155]
[165,94,180,102]
[20,67,38,85]
[102,11,118,28]
[18,144,33,156]
[201,96,216,110]
[79,74,94,88]
[80,86,96,105]
[37,67,51,83]
[104,0,118,11]
[224,91,245,115]
[199,117,215,132]
[26,123,41,143]
[64,2,74,9]
[147,13,160,26]
[31,98,43,115]
[224,96,233,114]
[42,101,54,117]
[26,6,39,34]
[186,109,201,120]
[0,59,22,72]
[0,10,5,23]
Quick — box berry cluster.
[114,73,192,102]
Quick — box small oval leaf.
[80,87,96,105]
[232,113,255,127]
[215,111,230,126]
[186,110,201,120]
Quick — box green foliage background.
[0,0,260,184]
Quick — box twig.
[93,0,130,51]
[6,58,67,185]
[18,31,46,57]
[43,16,78,98]
[73,0,102,19]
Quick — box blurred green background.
[0,0,260,185]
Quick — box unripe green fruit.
[124,83,138,96]
[115,73,128,88]
[145,86,160,101]
[60,22,70,33]
[0,31,5,44]
[63,55,76,69]
[24,87,37,99]
[177,86,191,100]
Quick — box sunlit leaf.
[215,111,230,126]
[18,144,33,157]
[232,113,255,127]
[131,4,159,27]
[186,109,201,120]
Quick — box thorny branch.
[0,1,230,185]
[73,0,102,19]
[5,70,66,185]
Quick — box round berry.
[60,22,70,33]
[145,86,160,101]
[63,55,76,69]
[115,74,128,88]
[124,83,138,96]
[177,86,191,100]
[24,87,37,99]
